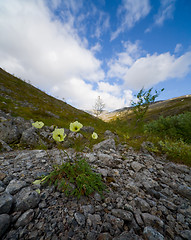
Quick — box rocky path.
[0,139,191,240]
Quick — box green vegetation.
[0,68,116,139]
[1,67,191,167]
[110,102,191,166]
[42,158,106,199]
[131,87,164,124]
[145,112,191,144]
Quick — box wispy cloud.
[111,0,151,40]
[174,43,183,53]
[107,41,143,78]
[154,0,176,26]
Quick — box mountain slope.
[0,68,108,132]
[100,94,191,122]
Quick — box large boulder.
[20,127,45,148]
[0,120,21,144]
[93,138,116,151]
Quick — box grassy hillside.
[1,67,191,166]
[0,68,111,135]
[101,95,191,123]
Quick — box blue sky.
[0,0,191,111]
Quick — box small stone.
[131,162,144,172]
[135,197,150,212]
[98,232,112,240]
[94,192,102,201]
[74,212,85,226]
[81,205,95,216]
[6,179,27,195]
[14,187,40,212]
[87,214,102,226]
[0,214,10,238]
[142,213,164,232]
[105,214,124,229]
[86,231,98,240]
[180,230,191,240]
[143,226,164,240]
[93,138,116,151]
[0,192,13,214]
[15,209,34,228]
[0,172,7,181]
[113,230,140,240]
[111,209,133,221]
[177,185,191,200]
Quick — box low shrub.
[144,112,191,143]
[42,158,106,198]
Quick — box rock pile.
[0,138,191,239]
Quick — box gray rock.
[20,127,44,147]
[86,231,98,240]
[0,120,21,144]
[104,130,115,139]
[94,192,102,201]
[131,161,144,172]
[177,185,191,200]
[98,168,109,177]
[98,232,112,240]
[142,213,164,232]
[81,204,94,216]
[6,179,27,195]
[14,187,40,212]
[143,226,164,240]
[97,152,113,166]
[87,214,102,226]
[74,212,85,226]
[0,214,10,238]
[0,192,13,214]
[180,230,191,240]
[105,214,124,229]
[0,139,13,152]
[164,162,189,174]
[15,209,34,228]
[113,230,141,240]
[135,197,151,212]
[84,153,96,163]
[111,209,133,221]
[81,126,94,133]
[93,138,116,151]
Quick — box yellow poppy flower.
[32,121,44,129]
[52,128,66,142]
[70,121,83,132]
[92,132,98,139]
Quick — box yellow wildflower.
[32,121,44,129]
[70,121,83,132]
[92,132,98,139]
[52,128,66,142]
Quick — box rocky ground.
[1,138,191,240]
[0,110,191,239]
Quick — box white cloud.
[91,43,102,53]
[174,43,183,53]
[107,41,142,79]
[111,0,151,40]
[0,0,132,111]
[123,51,191,89]
[0,1,106,101]
[154,0,176,26]
[107,41,191,90]
[98,82,121,96]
